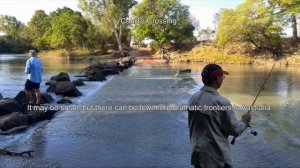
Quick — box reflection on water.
[0,54,89,98]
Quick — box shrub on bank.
[172,44,253,64]
[39,48,106,58]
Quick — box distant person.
[188,64,251,168]
[24,49,43,105]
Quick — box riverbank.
[38,48,117,62]
[170,42,300,65]
[38,47,137,63]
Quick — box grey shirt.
[188,86,246,168]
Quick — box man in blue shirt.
[24,50,43,105]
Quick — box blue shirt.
[25,56,43,83]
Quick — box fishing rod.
[231,59,278,145]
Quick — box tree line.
[0,0,196,55]
[0,7,108,53]
[216,0,300,57]
[1,0,297,58]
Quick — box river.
[0,54,299,167]
[0,54,113,103]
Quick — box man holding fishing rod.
[188,64,251,168]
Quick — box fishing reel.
[231,125,257,145]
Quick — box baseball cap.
[201,64,229,79]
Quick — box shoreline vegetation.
[1,0,299,66]
[169,41,300,66]
[38,48,126,62]
[34,43,300,66]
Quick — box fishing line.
[231,59,278,145]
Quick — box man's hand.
[242,112,251,126]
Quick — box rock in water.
[87,71,106,81]
[74,74,88,78]
[102,69,119,76]
[57,98,72,104]
[0,125,28,135]
[175,69,192,76]
[86,69,97,76]
[55,81,82,97]
[45,80,57,86]
[50,72,71,82]
[44,108,58,119]
[0,112,29,131]
[93,71,106,81]
[15,91,54,105]
[0,99,21,116]
[72,79,85,86]
[41,93,54,104]
[27,105,58,122]
[15,91,36,105]
[179,69,192,73]
[27,110,46,124]
[46,84,57,93]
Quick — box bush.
[0,36,32,53]
[150,41,160,52]
[173,44,253,64]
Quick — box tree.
[217,0,283,57]
[0,15,32,53]
[0,15,24,39]
[269,0,300,42]
[24,10,50,40]
[79,0,137,56]
[132,0,194,59]
[48,7,89,50]
[21,8,102,51]
[21,10,51,50]
[84,20,105,49]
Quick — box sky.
[0,0,79,24]
[0,0,245,29]
[180,0,245,29]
